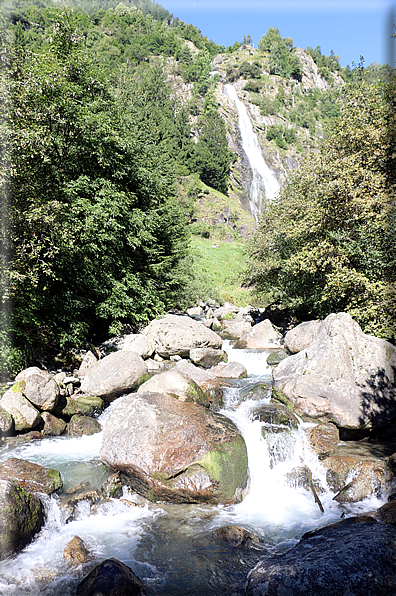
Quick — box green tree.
[193,92,231,194]
[2,14,189,372]
[246,78,396,341]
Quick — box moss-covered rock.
[101,392,248,504]
[0,479,43,560]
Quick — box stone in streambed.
[0,388,41,432]
[15,367,59,411]
[0,406,14,436]
[76,557,147,596]
[189,347,228,369]
[137,369,209,406]
[0,479,44,560]
[283,319,322,354]
[143,314,222,358]
[211,361,247,379]
[66,415,101,436]
[60,395,104,418]
[80,351,148,402]
[64,535,90,565]
[100,392,248,505]
[241,319,283,349]
[266,349,288,365]
[333,460,392,503]
[246,519,396,596]
[0,457,62,494]
[252,403,299,430]
[306,423,339,459]
[273,312,396,430]
[41,411,66,436]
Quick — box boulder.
[213,525,262,547]
[60,395,104,418]
[101,473,123,499]
[100,333,155,360]
[78,351,98,377]
[333,460,392,503]
[76,558,146,596]
[0,388,41,432]
[246,519,396,596]
[80,351,148,401]
[242,319,283,349]
[306,423,339,459]
[66,415,101,436]
[221,320,252,340]
[273,312,396,430]
[266,349,288,366]
[15,367,59,411]
[212,302,239,320]
[137,369,209,406]
[100,392,248,504]
[0,457,62,494]
[175,360,213,387]
[186,306,204,316]
[189,347,228,369]
[143,314,222,358]
[64,535,90,565]
[283,320,322,353]
[211,361,247,379]
[41,412,67,436]
[321,455,358,492]
[252,403,299,430]
[373,500,396,525]
[0,406,14,436]
[0,479,43,560]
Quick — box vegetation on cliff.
[245,74,395,341]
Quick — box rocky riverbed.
[0,304,395,594]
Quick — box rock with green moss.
[0,406,14,436]
[0,479,43,560]
[100,392,248,504]
[67,415,101,436]
[0,388,41,432]
[0,457,62,494]
[266,350,288,366]
[41,411,67,436]
[252,403,299,430]
[189,348,228,369]
[137,369,209,406]
[60,395,105,418]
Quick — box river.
[0,342,386,595]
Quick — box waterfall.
[225,83,280,220]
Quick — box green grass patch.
[190,237,253,306]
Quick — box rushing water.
[225,84,280,219]
[0,344,387,595]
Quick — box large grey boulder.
[273,313,396,430]
[80,351,148,401]
[100,392,248,504]
[246,519,396,596]
[0,479,44,560]
[143,314,222,358]
[175,360,213,387]
[221,320,252,340]
[0,388,41,432]
[189,347,228,369]
[100,333,155,360]
[241,319,283,349]
[284,320,322,353]
[15,367,59,411]
[137,369,208,405]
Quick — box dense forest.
[0,0,394,378]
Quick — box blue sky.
[159,0,395,68]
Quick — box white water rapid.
[225,84,280,219]
[0,344,386,595]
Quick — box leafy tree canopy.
[245,76,396,341]
[1,14,189,374]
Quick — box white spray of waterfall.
[225,84,280,219]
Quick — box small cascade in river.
[225,84,280,219]
[0,342,387,595]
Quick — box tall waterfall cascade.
[225,83,280,220]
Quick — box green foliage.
[306,46,341,81]
[258,27,302,81]
[246,78,396,341]
[192,92,231,194]
[2,14,189,372]
[266,125,296,149]
[238,60,261,79]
